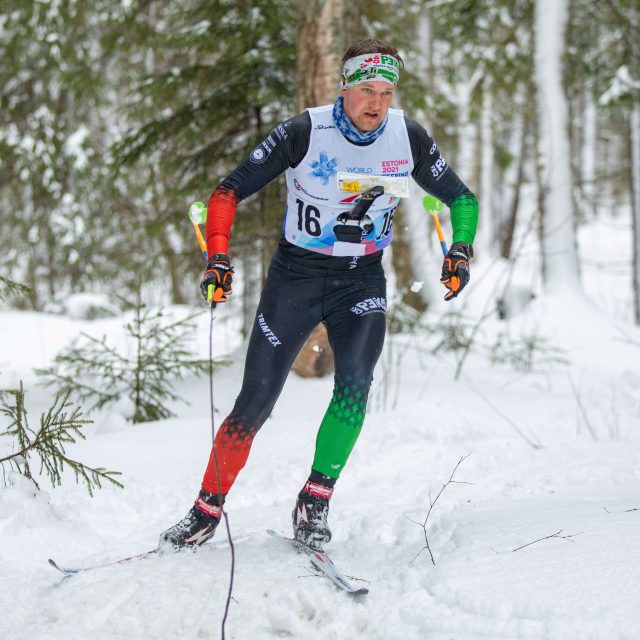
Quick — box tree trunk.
[417,9,434,87]
[534,0,580,293]
[393,8,436,314]
[293,0,359,376]
[629,3,640,325]
[297,0,358,111]
[581,83,597,221]
[631,103,640,325]
[477,77,494,257]
[403,188,438,309]
[390,206,428,319]
[500,95,529,260]
[455,79,476,184]
[157,224,187,304]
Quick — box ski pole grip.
[423,195,448,257]
[189,202,209,262]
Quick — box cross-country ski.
[267,529,369,596]
[47,535,246,576]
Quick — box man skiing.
[160,39,478,550]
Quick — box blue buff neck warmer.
[332,96,388,145]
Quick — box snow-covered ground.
[1,221,640,639]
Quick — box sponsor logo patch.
[250,126,285,164]
[293,178,329,201]
[430,156,448,180]
[258,313,281,347]
[303,481,334,499]
[350,297,387,315]
[195,498,222,518]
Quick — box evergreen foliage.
[0,276,31,301]
[0,1,113,306]
[489,330,569,372]
[36,297,224,423]
[112,0,297,282]
[0,1,636,319]
[0,382,123,496]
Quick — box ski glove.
[200,254,234,304]
[440,242,472,301]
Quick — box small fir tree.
[0,382,122,496]
[37,299,224,423]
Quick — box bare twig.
[463,378,543,449]
[409,453,472,565]
[568,375,598,441]
[454,209,539,381]
[491,529,583,554]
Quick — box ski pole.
[189,208,235,629]
[188,201,217,306]
[423,195,447,257]
[188,201,208,262]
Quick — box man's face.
[340,82,396,132]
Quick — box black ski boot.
[159,489,222,551]
[292,481,333,549]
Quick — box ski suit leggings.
[201,246,387,496]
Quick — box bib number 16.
[296,198,322,237]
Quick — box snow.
[599,65,640,106]
[1,26,639,631]
[2,245,640,639]
[64,125,90,170]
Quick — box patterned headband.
[339,52,400,90]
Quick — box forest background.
[1,3,640,637]
[0,0,639,329]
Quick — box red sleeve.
[206,185,240,256]
[204,112,311,257]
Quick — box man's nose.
[368,93,383,109]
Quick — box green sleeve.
[450,191,479,245]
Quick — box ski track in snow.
[2,280,640,639]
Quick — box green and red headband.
[339,52,401,90]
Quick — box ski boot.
[159,489,222,551]
[292,481,333,549]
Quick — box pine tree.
[568,0,640,322]
[112,0,297,299]
[36,296,224,423]
[0,1,116,306]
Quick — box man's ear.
[340,89,347,98]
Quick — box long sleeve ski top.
[206,110,478,257]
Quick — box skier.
[160,39,478,550]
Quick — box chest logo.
[309,151,339,185]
